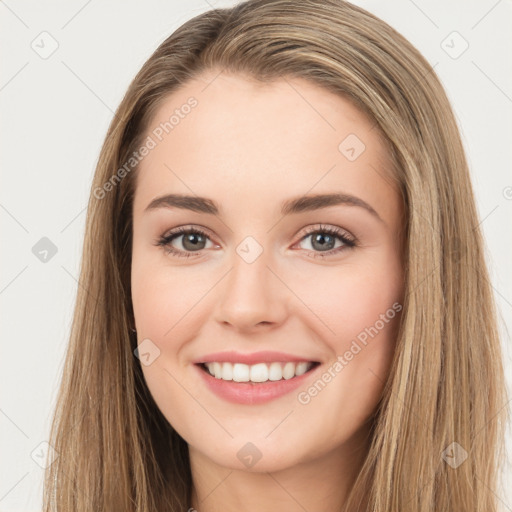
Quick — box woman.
[43,1,508,510]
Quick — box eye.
[155,226,215,259]
[294,224,357,258]
[155,223,357,259]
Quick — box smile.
[199,361,319,383]
[194,359,321,405]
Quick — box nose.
[214,247,289,332]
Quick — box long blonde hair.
[43,1,508,510]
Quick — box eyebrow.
[144,192,383,222]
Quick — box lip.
[194,360,321,405]
[193,350,320,365]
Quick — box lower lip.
[194,363,319,405]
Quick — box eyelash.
[155,224,357,260]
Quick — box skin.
[131,70,405,512]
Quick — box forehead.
[133,72,400,226]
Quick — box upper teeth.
[204,361,314,383]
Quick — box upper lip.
[193,351,320,365]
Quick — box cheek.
[289,253,403,424]
[288,250,403,345]
[131,254,209,442]
[131,249,211,339]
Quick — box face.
[131,71,405,473]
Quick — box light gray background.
[1,1,511,510]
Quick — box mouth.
[196,360,321,384]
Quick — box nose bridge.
[232,236,271,291]
[214,234,287,329]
